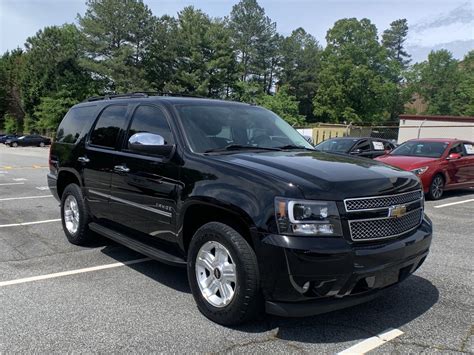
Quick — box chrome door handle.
[77,156,90,163]
[114,165,130,173]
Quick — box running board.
[89,222,186,267]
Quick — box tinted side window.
[57,106,97,144]
[90,105,128,148]
[354,140,371,152]
[127,105,174,145]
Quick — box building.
[398,115,474,143]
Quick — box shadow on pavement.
[100,243,439,343]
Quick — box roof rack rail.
[84,91,205,102]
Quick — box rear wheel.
[428,174,444,200]
[39,142,45,147]
[12,142,18,147]
[61,184,93,245]
[187,222,261,326]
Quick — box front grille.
[344,190,423,212]
[349,208,423,241]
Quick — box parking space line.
[434,199,474,209]
[0,182,25,186]
[0,258,151,287]
[0,195,53,202]
[338,328,404,354]
[0,218,61,228]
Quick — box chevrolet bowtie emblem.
[389,205,407,218]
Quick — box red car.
[375,138,474,200]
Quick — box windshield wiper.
[277,144,315,151]
[205,144,282,153]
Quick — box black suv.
[48,93,432,325]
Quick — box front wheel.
[12,142,18,147]
[187,222,261,326]
[428,174,444,200]
[39,142,45,147]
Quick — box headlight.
[275,198,342,236]
[411,166,429,175]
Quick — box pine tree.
[382,19,410,69]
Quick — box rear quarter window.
[56,105,97,144]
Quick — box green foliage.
[382,19,410,69]
[21,24,97,130]
[229,0,279,94]
[0,0,472,136]
[456,51,474,115]
[279,28,322,121]
[34,90,80,131]
[3,113,20,133]
[408,50,461,115]
[313,18,398,124]
[78,0,154,92]
[257,86,304,126]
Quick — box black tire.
[187,222,261,326]
[428,174,444,200]
[60,183,93,245]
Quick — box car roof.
[406,138,464,143]
[321,137,391,142]
[72,95,253,109]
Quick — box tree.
[456,50,474,115]
[78,0,154,92]
[0,50,26,132]
[21,24,97,130]
[279,28,322,121]
[257,85,305,125]
[408,50,461,115]
[229,0,279,94]
[382,19,410,69]
[313,18,398,124]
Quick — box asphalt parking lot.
[0,144,472,354]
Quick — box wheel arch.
[57,169,82,199]
[179,199,257,255]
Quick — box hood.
[211,150,420,200]
[375,155,438,171]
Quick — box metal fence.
[297,122,474,144]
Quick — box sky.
[1,0,473,62]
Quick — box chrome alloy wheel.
[195,241,237,308]
[64,194,80,235]
[432,176,444,199]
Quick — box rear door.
[461,141,474,184]
[108,104,181,244]
[82,104,130,222]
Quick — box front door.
[109,104,181,244]
[82,104,129,222]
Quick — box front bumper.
[256,216,432,317]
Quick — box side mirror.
[447,152,462,160]
[128,132,174,157]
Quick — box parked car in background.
[5,134,51,147]
[0,134,18,144]
[376,138,474,200]
[315,137,396,159]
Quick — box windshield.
[176,104,314,153]
[391,141,448,158]
[315,138,359,153]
